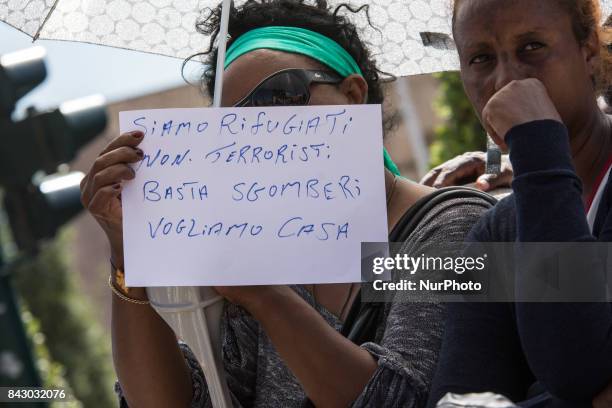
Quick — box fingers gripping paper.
[120,105,388,286]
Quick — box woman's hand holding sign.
[482,78,562,146]
[80,131,144,270]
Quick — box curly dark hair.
[185,0,390,106]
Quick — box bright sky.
[0,22,199,118]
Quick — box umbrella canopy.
[4,0,610,77]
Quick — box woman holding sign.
[428,0,612,407]
[80,1,494,407]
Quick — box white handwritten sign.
[120,105,388,286]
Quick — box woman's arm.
[217,197,489,408]
[78,131,198,407]
[427,200,535,407]
[506,120,594,242]
[80,131,260,407]
[110,278,195,408]
[112,281,260,408]
[217,268,444,408]
[247,290,445,408]
[216,280,444,408]
[480,79,612,400]
[506,120,612,400]
[352,300,445,408]
[243,286,377,408]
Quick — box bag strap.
[342,187,498,344]
[340,290,382,343]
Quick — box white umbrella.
[2,1,610,407]
[2,0,461,75]
[2,0,610,76]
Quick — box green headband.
[225,26,400,177]
[225,26,363,77]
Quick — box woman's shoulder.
[465,193,517,243]
[406,191,498,243]
[388,190,497,260]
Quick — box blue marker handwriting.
[136,148,191,171]
[204,142,330,165]
[148,217,263,239]
[143,180,208,202]
[147,216,349,241]
[218,109,352,137]
[133,116,209,137]
[277,217,349,240]
[232,175,360,203]
[131,108,354,139]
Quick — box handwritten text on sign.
[120,105,388,286]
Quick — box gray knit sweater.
[116,196,491,408]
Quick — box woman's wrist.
[110,246,125,271]
[110,262,149,302]
[506,120,572,176]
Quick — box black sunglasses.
[234,68,343,107]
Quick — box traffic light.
[0,97,105,186]
[4,171,86,251]
[0,47,106,187]
[0,46,108,394]
[0,47,107,249]
[0,46,46,118]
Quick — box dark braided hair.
[186,0,389,106]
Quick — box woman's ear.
[339,74,369,104]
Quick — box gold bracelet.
[108,275,150,305]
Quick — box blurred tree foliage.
[429,72,487,168]
[21,306,82,407]
[9,230,115,408]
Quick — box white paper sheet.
[120,105,388,286]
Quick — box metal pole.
[213,0,232,108]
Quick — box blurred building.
[386,75,443,179]
[67,75,441,330]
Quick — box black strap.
[340,291,382,343]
